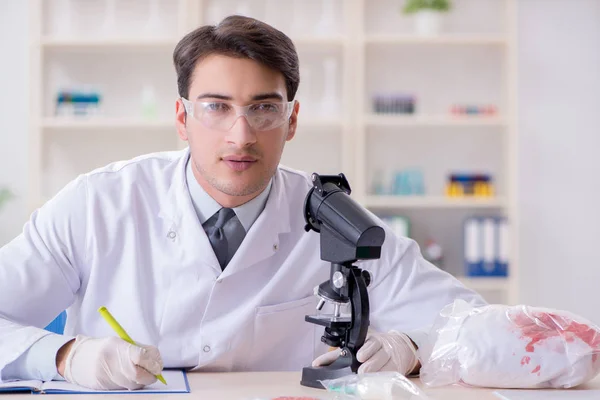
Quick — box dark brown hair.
[173,15,300,101]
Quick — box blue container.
[45,311,67,334]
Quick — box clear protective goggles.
[181,97,295,132]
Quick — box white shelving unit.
[354,0,518,305]
[42,118,175,130]
[458,276,509,292]
[29,0,518,304]
[364,34,507,45]
[39,38,180,48]
[291,36,346,46]
[366,114,508,127]
[364,195,508,210]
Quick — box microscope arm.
[346,266,370,372]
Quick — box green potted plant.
[402,0,452,36]
[0,188,13,212]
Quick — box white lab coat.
[0,149,485,377]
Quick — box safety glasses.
[181,98,295,132]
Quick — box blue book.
[0,369,189,395]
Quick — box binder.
[464,217,483,275]
[482,218,496,274]
[464,216,509,277]
[495,218,509,276]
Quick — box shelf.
[292,35,346,46]
[366,114,506,127]
[458,276,510,291]
[39,37,179,49]
[299,117,344,128]
[39,35,346,49]
[42,117,342,130]
[42,118,174,130]
[365,34,507,46]
[364,196,506,209]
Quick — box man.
[0,16,485,390]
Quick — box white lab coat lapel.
[220,168,291,277]
[157,150,292,277]
[157,150,223,276]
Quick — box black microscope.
[300,173,386,389]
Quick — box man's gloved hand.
[62,335,164,390]
[312,329,419,375]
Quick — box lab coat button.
[203,345,211,353]
[167,231,176,239]
[216,278,223,284]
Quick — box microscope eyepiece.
[303,173,385,263]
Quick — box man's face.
[176,54,299,203]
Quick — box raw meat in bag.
[419,299,600,389]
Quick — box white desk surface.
[3,372,600,399]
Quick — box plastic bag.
[420,299,600,389]
[320,372,430,399]
[246,398,325,400]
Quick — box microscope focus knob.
[362,270,372,287]
[332,271,346,289]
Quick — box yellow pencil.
[98,306,167,385]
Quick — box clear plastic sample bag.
[320,371,430,400]
[420,299,600,389]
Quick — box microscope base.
[300,354,355,389]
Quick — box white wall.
[517,0,600,322]
[0,1,29,246]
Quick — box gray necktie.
[206,208,245,270]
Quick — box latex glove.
[63,335,164,390]
[312,330,419,375]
